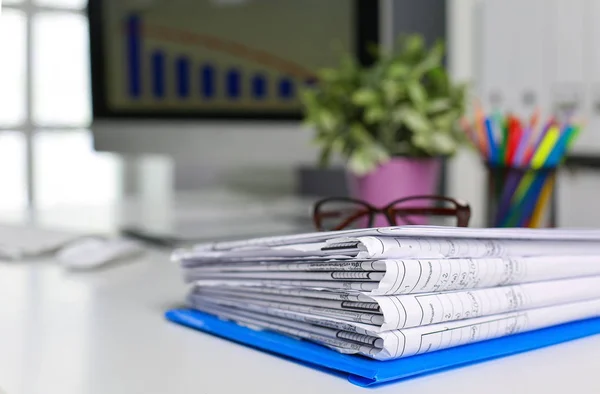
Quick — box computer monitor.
[89,0,380,165]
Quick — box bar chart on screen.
[121,13,315,106]
[99,0,355,115]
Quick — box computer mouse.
[57,237,144,270]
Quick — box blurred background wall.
[2,0,600,227]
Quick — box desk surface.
[2,252,600,393]
[1,198,600,393]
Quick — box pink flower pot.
[347,157,442,227]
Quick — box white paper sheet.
[373,254,600,295]
[176,233,600,264]
[193,286,375,302]
[373,275,600,330]
[191,275,600,332]
[189,294,379,334]
[180,259,386,271]
[188,255,600,295]
[195,302,381,356]
[196,287,381,313]
[176,227,600,360]
[190,296,600,360]
[192,278,381,291]
[189,226,600,253]
[377,297,600,360]
[193,293,384,325]
[183,270,385,282]
[352,236,600,259]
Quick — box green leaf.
[412,133,432,153]
[303,118,316,128]
[398,107,432,134]
[381,79,403,103]
[430,132,457,155]
[450,83,468,104]
[348,144,390,175]
[411,40,444,78]
[427,98,452,114]
[407,80,428,110]
[348,149,375,175]
[300,88,315,104]
[318,146,333,167]
[364,107,386,124]
[387,63,410,79]
[340,54,358,70]
[403,35,425,58]
[425,66,450,95]
[317,68,339,82]
[318,110,339,132]
[349,123,373,144]
[352,88,379,106]
[370,143,391,162]
[391,105,410,124]
[432,110,460,131]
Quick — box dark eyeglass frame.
[313,195,471,231]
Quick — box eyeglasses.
[313,195,471,231]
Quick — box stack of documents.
[174,226,600,360]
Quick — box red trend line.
[142,24,316,79]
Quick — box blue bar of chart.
[279,78,294,99]
[151,50,166,99]
[126,15,142,98]
[124,14,303,103]
[252,74,267,100]
[176,57,191,98]
[226,69,241,99]
[201,65,215,99]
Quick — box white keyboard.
[0,224,84,260]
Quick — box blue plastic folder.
[166,308,600,387]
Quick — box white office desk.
[1,201,600,393]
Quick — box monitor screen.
[89,0,378,120]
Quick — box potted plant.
[301,35,467,225]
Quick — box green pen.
[565,124,582,151]
[496,112,508,166]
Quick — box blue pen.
[547,125,574,166]
[484,117,497,164]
